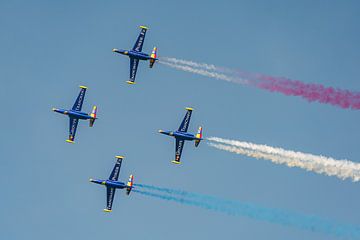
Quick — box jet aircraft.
[90,156,134,212]
[159,107,203,164]
[52,86,97,143]
[112,25,158,84]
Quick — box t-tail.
[149,47,158,68]
[89,106,97,127]
[195,126,203,147]
[126,174,134,195]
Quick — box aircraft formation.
[53,26,202,212]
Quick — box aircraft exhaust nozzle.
[195,126,203,147]
[126,174,134,195]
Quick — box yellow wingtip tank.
[103,209,112,213]
[66,139,75,143]
[139,25,148,30]
[171,160,181,164]
[126,81,136,85]
[185,107,194,111]
[79,85,88,89]
[115,155,124,159]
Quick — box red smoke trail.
[254,74,360,109]
[160,57,360,110]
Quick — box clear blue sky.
[1,1,360,239]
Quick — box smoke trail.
[207,137,360,181]
[159,57,360,110]
[159,61,249,84]
[160,57,219,71]
[134,187,360,239]
[134,183,224,204]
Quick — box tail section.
[126,174,134,195]
[195,126,203,147]
[149,47,158,68]
[89,106,97,127]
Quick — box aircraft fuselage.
[159,130,200,141]
[90,179,127,189]
[53,108,92,120]
[113,49,154,61]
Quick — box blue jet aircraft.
[159,107,203,164]
[90,156,134,212]
[52,86,97,143]
[112,25,158,84]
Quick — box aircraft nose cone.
[52,108,57,111]
[89,178,94,182]
[158,130,163,133]
[112,48,118,52]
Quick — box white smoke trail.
[160,57,220,71]
[207,137,360,182]
[158,61,249,84]
[159,57,254,76]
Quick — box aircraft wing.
[173,139,185,164]
[72,86,87,111]
[132,26,147,52]
[108,156,123,181]
[104,187,116,212]
[128,58,139,84]
[67,117,79,143]
[178,108,193,132]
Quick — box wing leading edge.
[67,117,79,143]
[72,86,87,111]
[109,156,124,181]
[173,139,185,164]
[178,107,193,132]
[127,58,140,84]
[105,187,116,212]
[104,156,124,212]
[132,26,148,52]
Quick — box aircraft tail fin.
[149,47,158,68]
[126,174,134,195]
[195,126,203,147]
[89,106,97,127]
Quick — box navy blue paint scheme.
[159,108,203,164]
[52,86,97,142]
[112,26,158,84]
[72,87,86,111]
[90,157,132,212]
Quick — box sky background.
[1,0,360,239]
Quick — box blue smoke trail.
[134,186,360,239]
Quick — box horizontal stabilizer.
[89,106,97,127]
[149,47,158,68]
[195,126,203,147]
[126,174,134,195]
